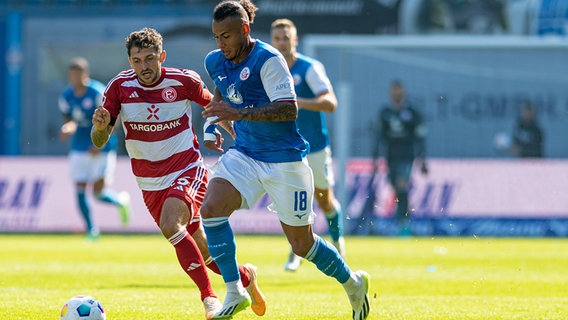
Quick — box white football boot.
[283,251,302,272]
[203,296,222,320]
[347,270,370,320]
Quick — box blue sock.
[202,217,240,283]
[305,236,351,283]
[95,189,121,206]
[76,190,94,231]
[325,203,343,242]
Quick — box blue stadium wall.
[0,17,5,153]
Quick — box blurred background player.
[200,1,369,319]
[90,28,261,319]
[373,80,428,236]
[510,101,544,158]
[58,57,131,240]
[270,18,345,272]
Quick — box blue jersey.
[58,79,117,152]
[291,53,333,153]
[205,40,308,162]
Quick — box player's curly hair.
[213,0,258,24]
[125,27,163,56]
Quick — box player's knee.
[159,212,187,238]
[199,202,215,219]
[200,196,238,219]
[159,220,182,239]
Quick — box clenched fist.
[92,106,111,131]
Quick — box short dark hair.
[125,27,163,57]
[213,0,258,24]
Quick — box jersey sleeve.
[203,51,217,82]
[260,55,296,102]
[101,79,121,121]
[182,69,212,107]
[305,61,333,96]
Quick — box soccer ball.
[60,295,106,320]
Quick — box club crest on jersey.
[227,83,243,104]
[293,74,302,86]
[240,67,250,81]
[162,87,177,102]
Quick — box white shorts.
[306,146,335,190]
[210,149,316,227]
[69,150,117,184]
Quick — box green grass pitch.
[1,234,567,319]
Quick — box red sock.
[169,229,216,301]
[205,258,251,287]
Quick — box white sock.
[342,272,360,294]
[226,280,247,297]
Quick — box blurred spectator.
[510,102,544,158]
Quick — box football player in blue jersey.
[199,1,370,319]
[59,57,131,240]
[270,18,346,272]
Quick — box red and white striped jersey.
[102,67,212,191]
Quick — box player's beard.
[138,69,159,85]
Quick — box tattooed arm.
[238,101,297,122]
[202,99,298,124]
